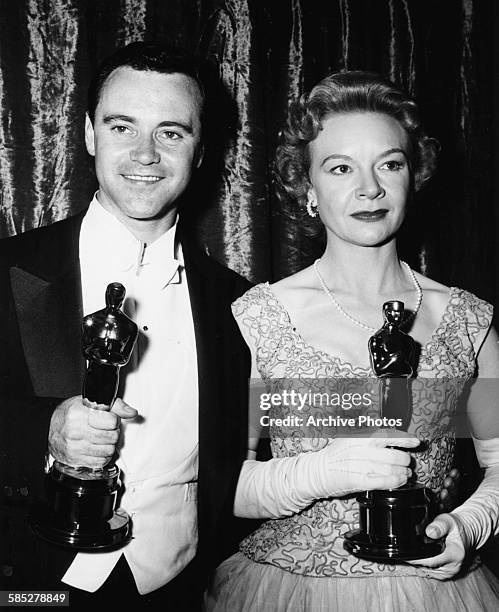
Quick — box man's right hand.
[48,396,138,469]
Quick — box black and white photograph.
[0,1,498,610]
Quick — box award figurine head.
[383,300,404,327]
[82,282,138,368]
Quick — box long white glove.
[450,437,499,550]
[408,436,499,580]
[234,433,419,519]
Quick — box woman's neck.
[318,239,409,298]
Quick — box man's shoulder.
[181,237,252,295]
[0,211,85,264]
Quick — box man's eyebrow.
[157,120,193,134]
[102,115,193,134]
[102,114,135,124]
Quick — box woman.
[208,72,499,611]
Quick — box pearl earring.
[306,191,318,218]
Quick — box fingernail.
[427,526,438,538]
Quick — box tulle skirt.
[205,552,499,612]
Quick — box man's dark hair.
[87,41,205,124]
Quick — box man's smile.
[122,174,163,183]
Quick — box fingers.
[371,447,413,467]
[364,471,411,491]
[438,469,461,511]
[408,546,462,579]
[88,407,120,430]
[370,429,420,449]
[406,514,466,580]
[111,398,138,420]
[425,514,454,540]
[379,436,420,450]
[86,426,120,445]
[48,395,136,469]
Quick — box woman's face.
[308,111,411,248]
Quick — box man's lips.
[350,209,388,222]
[122,174,163,183]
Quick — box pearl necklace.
[313,259,423,333]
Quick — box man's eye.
[380,160,405,171]
[330,164,351,175]
[111,125,132,135]
[160,131,181,141]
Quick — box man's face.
[85,67,203,231]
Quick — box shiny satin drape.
[0,0,495,303]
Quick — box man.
[0,42,250,609]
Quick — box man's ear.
[195,142,204,169]
[85,113,96,157]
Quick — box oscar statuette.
[344,301,444,561]
[30,282,138,550]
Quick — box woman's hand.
[234,430,420,519]
[437,468,461,512]
[407,513,468,580]
[313,431,420,498]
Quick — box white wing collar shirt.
[62,196,199,594]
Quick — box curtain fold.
[0,0,495,305]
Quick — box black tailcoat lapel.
[180,233,251,572]
[6,213,86,398]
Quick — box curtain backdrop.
[0,0,495,298]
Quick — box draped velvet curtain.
[0,0,495,300]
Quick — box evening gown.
[207,283,499,612]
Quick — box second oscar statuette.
[344,300,444,561]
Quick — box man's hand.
[407,513,468,580]
[48,396,138,468]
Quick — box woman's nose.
[355,171,385,200]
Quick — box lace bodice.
[232,283,493,578]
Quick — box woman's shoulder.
[416,272,492,310]
[269,265,318,312]
[231,282,293,331]
[416,272,493,339]
[231,282,271,314]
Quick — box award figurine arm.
[30,282,139,551]
[344,300,445,561]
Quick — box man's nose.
[355,170,385,200]
[130,136,160,165]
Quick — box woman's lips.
[350,209,388,222]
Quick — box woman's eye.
[330,164,351,175]
[380,160,405,171]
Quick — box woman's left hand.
[406,513,469,580]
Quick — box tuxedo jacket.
[0,211,251,589]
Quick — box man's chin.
[123,204,178,223]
